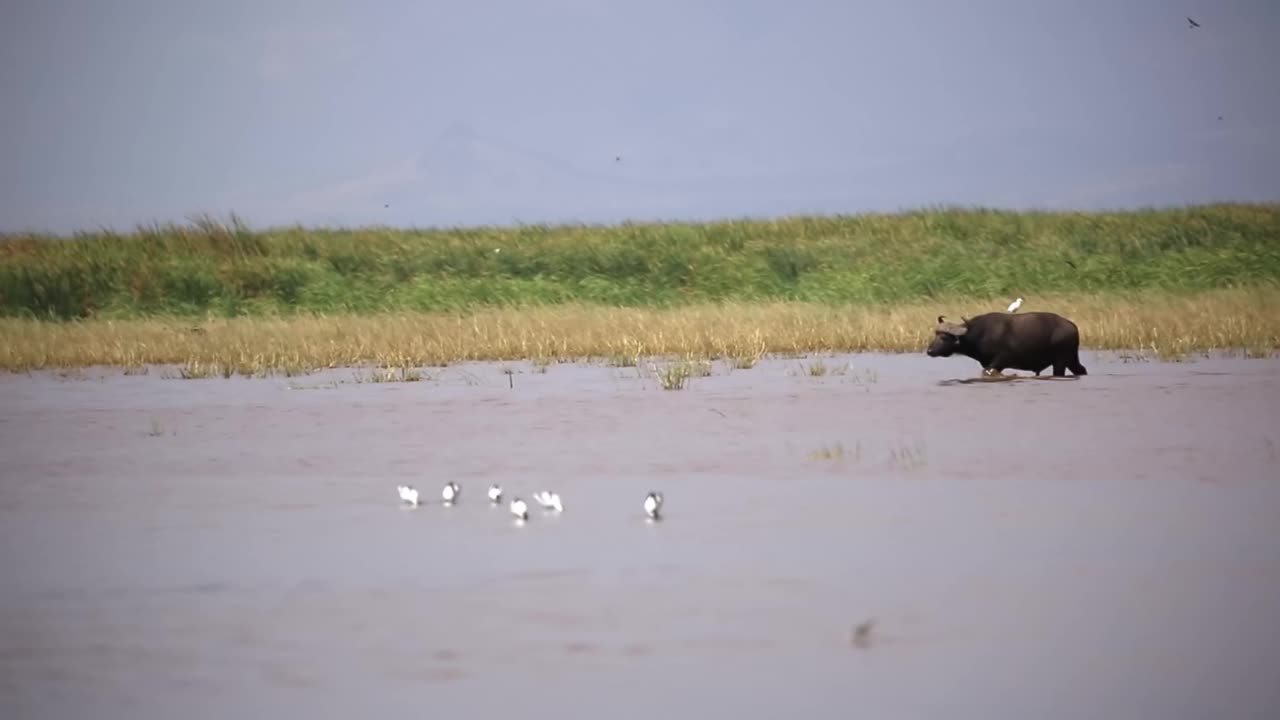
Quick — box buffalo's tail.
[1068,350,1087,376]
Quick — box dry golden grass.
[1,287,1276,374]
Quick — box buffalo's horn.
[936,317,969,336]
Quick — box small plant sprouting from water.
[656,364,690,390]
[147,419,165,437]
[652,361,693,390]
[531,356,551,374]
[356,366,422,383]
[847,366,879,386]
[392,366,422,382]
[808,441,861,463]
[889,441,928,471]
[650,356,713,390]
[609,353,639,368]
[287,380,342,390]
[807,360,828,377]
[1116,351,1151,364]
[178,360,232,379]
[809,443,842,460]
[688,358,713,377]
[279,362,312,378]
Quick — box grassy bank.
[2,204,1279,319]
[2,287,1276,373]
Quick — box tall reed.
[3,204,1277,319]
[3,287,1275,372]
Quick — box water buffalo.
[926,311,1088,377]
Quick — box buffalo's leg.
[985,355,1012,378]
[1052,362,1066,376]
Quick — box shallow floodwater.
[2,351,1279,720]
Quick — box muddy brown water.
[2,351,1279,719]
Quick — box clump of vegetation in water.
[807,441,862,463]
[652,359,702,390]
[889,441,929,471]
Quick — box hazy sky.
[2,0,1278,234]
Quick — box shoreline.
[3,287,1276,374]
[7,349,1276,385]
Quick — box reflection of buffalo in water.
[926,311,1088,377]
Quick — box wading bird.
[533,491,564,512]
[644,491,664,520]
[510,497,529,521]
[397,485,420,507]
[442,482,460,505]
[488,484,503,503]
[1007,297,1023,313]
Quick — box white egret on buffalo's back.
[1007,297,1023,313]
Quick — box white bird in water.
[510,497,529,521]
[644,491,664,520]
[442,482,460,505]
[533,490,564,512]
[488,484,503,503]
[1007,297,1023,313]
[397,485,420,507]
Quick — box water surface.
[2,351,1279,719]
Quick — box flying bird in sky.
[1187,17,1200,28]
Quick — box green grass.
[3,204,1278,320]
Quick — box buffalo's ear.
[961,316,970,323]
[937,315,946,324]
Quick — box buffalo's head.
[926,315,968,357]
